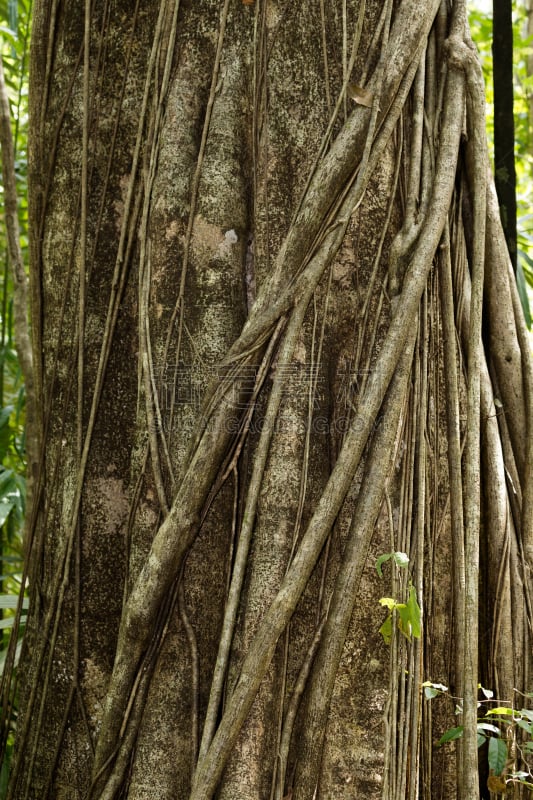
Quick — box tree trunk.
[3,1,532,798]
[492,0,517,270]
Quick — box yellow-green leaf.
[379,597,397,610]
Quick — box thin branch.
[457,35,487,799]
[438,223,466,798]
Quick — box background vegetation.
[469,0,533,324]
[0,0,30,793]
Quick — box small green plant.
[423,682,533,792]
[376,550,410,576]
[376,552,421,644]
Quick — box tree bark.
[3,1,532,799]
[492,0,517,270]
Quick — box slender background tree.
[0,0,532,799]
[493,0,518,270]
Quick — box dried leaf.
[486,774,507,794]
[347,82,373,108]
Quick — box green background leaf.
[488,736,508,776]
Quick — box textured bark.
[3,1,532,799]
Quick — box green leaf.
[376,553,392,577]
[379,615,392,645]
[0,496,15,527]
[422,680,448,692]
[0,422,12,461]
[406,583,421,639]
[477,733,487,748]
[516,256,532,328]
[488,736,507,776]
[519,248,533,284]
[0,405,13,429]
[397,603,412,640]
[379,597,397,610]
[0,468,14,493]
[516,719,533,734]
[0,572,22,582]
[0,24,17,46]
[392,551,409,569]
[438,726,464,745]
[421,681,449,700]
[0,615,25,629]
[510,771,530,780]
[397,584,422,641]
[486,707,514,716]
[0,638,22,677]
[0,594,28,609]
[477,722,501,735]
[376,551,409,577]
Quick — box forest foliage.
[0,0,30,792]
[469,0,533,323]
[0,0,530,795]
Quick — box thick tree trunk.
[3,1,532,799]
